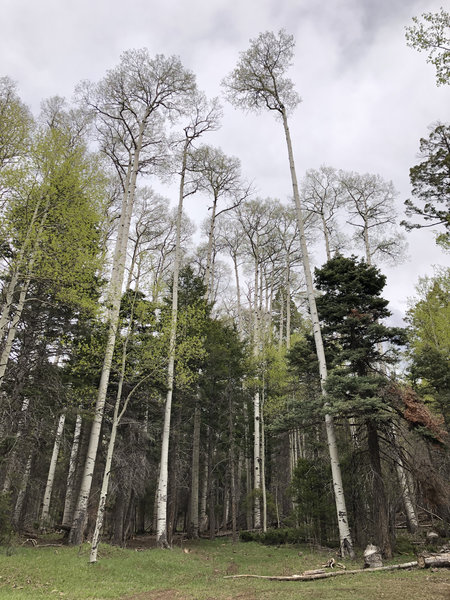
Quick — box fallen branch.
[224,561,418,581]
[418,553,450,569]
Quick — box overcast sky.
[2,0,449,322]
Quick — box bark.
[156,138,187,549]
[281,109,354,558]
[418,553,450,568]
[261,395,267,533]
[90,284,141,562]
[366,419,392,558]
[243,403,253,530]
[0,193,51,390]
[189,405,201,538]
[207,429,215,541]
[0,193,48,341]
[40,412,66,528]
[285,263,291,349]
[167,409,182,546]
[69,138,140,546]
[392,426,418,533]
[253,390,261,530]
[252,260,261,530]
[321,214,332,261]
[232,253,243,336]
[278,289,284,350]
[12,450,33,529]
[224,561,419,580]
[2,397,30,493]
[61,413,82,527]
[228,394,238,542]
[199,454,208,533]
[204,193,218,295]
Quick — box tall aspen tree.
[223,30,354,557]
[156,93,221,548]
[69,50,196,545]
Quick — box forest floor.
[0,534,449,599]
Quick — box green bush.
[395,535,416,555]
[239,527,311,546]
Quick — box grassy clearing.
[0,538,448,600]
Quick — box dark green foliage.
[394,535,416,555]
[290,457,336,544]
[239,526,335,546]
[313,255,406,419]
[402,123,450,247]
[409,347,450,427]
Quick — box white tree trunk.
[278,289,284,350]
[2,397,30,493]
[156,139,187,548]
[90,283,141,563]
[281,109,354,558]
[62,412,82,527]
[286,263,291,350]
[12,450,33,529]
[69,138,142,546]
[199,455,208,533]
[253,390,261,530]
[232,253,243,336]
[261,397,267,533]
[40,412,66,529]
[204,194,218,295]
[252,260,262,530]
[0,194,49,341]
[189,405,201,538]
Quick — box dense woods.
[0,24,448,565]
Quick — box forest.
[0,15,449,580]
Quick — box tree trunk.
[69,141,141,546]
[366,419,392,558]
[2,397,30,493]
[252,259,261,530]
[392,426,418,533]
[199,452,208,533]
[228,394,238,542]
[261,396,267,533]
[0,278,31,387]
[12,450,33,529]
[167,409,181,546]
[40,412,66,529]
[90,284,140,562]
[418,553,450,568]
[156,138,188,549]
[285,263,291,349]
[253,390,261,530]
[62,412,82,528]
[281,109,354,558]
[189,405,201,538]
[0,194,49,342]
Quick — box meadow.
[0,538,449,600]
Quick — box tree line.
[0,18,448,562]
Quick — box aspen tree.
[69,50,196,545]
[223,31,354,556]
[156,93,221,548]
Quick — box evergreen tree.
[314,255,406,557]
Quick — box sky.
[1,0,449,323]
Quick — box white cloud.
[1,0,448,317]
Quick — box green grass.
[0,538,448,599]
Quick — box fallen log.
[418,553,450,569]
[224,561,419,581]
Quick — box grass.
[0,538,448,600]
